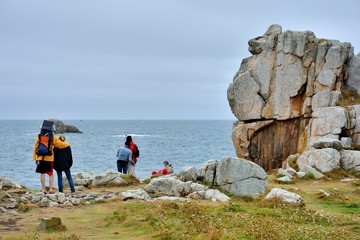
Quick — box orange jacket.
[33,133,69,162]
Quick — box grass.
[338,89,360,107]
[1,176,359,240]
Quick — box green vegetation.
[1,174,359,240]
[338,89,360,107]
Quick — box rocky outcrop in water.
[227,24,360,172]
[49,119,82,133]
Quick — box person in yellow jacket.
[33,120,68,193]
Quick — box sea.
[0,120,236,190]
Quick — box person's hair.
[59,135,66,142]
[163,161,169,165]
[125,135,132,147]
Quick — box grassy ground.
[0,175,359,240]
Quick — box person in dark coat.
[53,135,75,193]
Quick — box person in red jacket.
[125,135,139,175]
[151,161,174,176]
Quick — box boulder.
[310,107,347,137]
[312,138,343,151]
[276,176,293,183]
[297,148,340,172]
[340,150,360,170]
[144,176,193,197]
[197,160,217,183]
[178,166,197,182]
[299,165,325,179]
[215,157,267,197]
[277,168,292,178]
[187,189,230,202]
[91,170,127,187]
[265,188,303,204]
[37,217,63,231]
[119,189,151,201]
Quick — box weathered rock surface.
[340,150,360,170]
[197,157,267,197]
[296,148,340,173]
[215,157,267,196]
[227,24,360,172]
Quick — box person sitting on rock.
[151,161,174,176]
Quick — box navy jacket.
[53,146,73,171]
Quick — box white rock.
[265,188,302,204]
[300,165,325,179]
[120,189,151,201]
[179,166,198,182]
[276,176,292,183]
[340,137,352,149]
[340,150,360,170]
[297,148,340,172]
[277,168,292,178]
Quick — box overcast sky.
[1,0,360,120]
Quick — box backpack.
[134,144,140,158]
[36,129,53,156]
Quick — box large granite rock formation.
[227,24,360,172]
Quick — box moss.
[120,174,140,184]
[304,172,316,180]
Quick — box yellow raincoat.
[33,133,69,162]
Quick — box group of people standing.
[116,135,138,175]
[33,120,75,194]
[33,120,173,193]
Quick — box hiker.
[33,120,69,193]
[125,135,139,175]
[53,135,75,194]
[151,161,174,176]
[116,140,133,174]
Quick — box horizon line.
[0,119,237,121]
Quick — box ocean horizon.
[0,120,236,190]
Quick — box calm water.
[0,120,235,189]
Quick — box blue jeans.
[56,169,75,193]
[117,160,128,174]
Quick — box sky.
[1,0,360,120]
